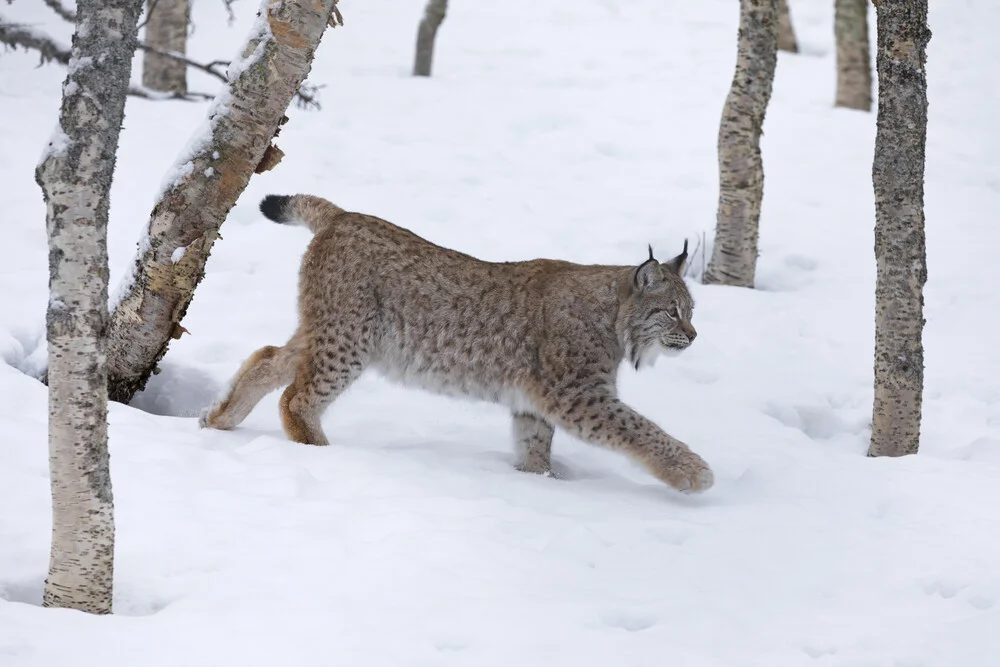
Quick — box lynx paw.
[198,403,231,430]
[659,453,714,494]
[516,460,552,476]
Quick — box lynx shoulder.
[201,194,713,493]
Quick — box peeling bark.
[106,0,342,403]
[36,0,143,615]
[704,0,778,288]
[835,0,872,111]
[777,0,798,53]
[142,0,189,95]
[869,0,930,458]
[413,0,447,76]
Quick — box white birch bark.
[869,0,930,457]
[704,0,778,288]
[835,0,872,111]
[413,0,448,76]
[36,0,144,615]
[106,0,342,403]
[142,0,189,95]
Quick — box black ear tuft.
[634,245,661,290]
[260,195,293,223]
[662,239,689,275]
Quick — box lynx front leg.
[512,412,554,475]
[539,392,713,493]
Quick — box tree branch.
[1,14,321,108]
[0,17,71,64]
[42,0,76,22]
[136,42,228,82]
[136,0,160,31]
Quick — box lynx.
[200,194,714,493]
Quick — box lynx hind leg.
[279,336,370,446]
[200,340,301,430]
[512,412,554,475]
[539,391,714,493]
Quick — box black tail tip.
[260,195,292,223]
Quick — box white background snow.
[2,0,999,665]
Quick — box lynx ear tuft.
[662,239,689,275]
[634,245,662,290]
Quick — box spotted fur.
[200,194,713,493]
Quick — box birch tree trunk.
[834,0,872,111]
[413,0,447,76]
[36,0,143,615]
[106,0,342,403]
[777,0,798,53]
[868,0,930,458]
[142,0,189,95]
[704,0,778,288]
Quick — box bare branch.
[293,80,324,110]
[136,42,227,82]
[0,17,71,64]
[127,83,213,101]
[42,0,76,22]
[137,0,160,30]
[220,0,236,26]
[1,13,318,109]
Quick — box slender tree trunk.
[868,0,930,458]
[142,0,189,95]
[413,0,447,76]
[704,0,778,288]
[106,0,342,403]
[834,0,872,111]
[777,0,798,52]
[36,0,143,615]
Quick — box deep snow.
[2,0,999,665]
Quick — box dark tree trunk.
[868,0,930,457]
[413,0,448,76]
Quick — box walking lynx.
[200,194,714,493]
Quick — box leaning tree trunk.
[704,0,778,288]
[777,0,798,53]
[36,0,143,615]
[142,0,189,95]
[868,0,930,458]
[106,0,342,403]
[834,0,872,111]
[413,0,447,76]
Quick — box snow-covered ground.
[2,0,999,664]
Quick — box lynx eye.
[666,305,679,319]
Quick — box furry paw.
[198,403,230,430]
[658,452,714,494]
[516,460,552,476]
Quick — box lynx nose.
[681,322,697,342]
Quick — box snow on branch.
[0,15,71,64]
[42,0,76,22]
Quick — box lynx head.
[619,242,697,370]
